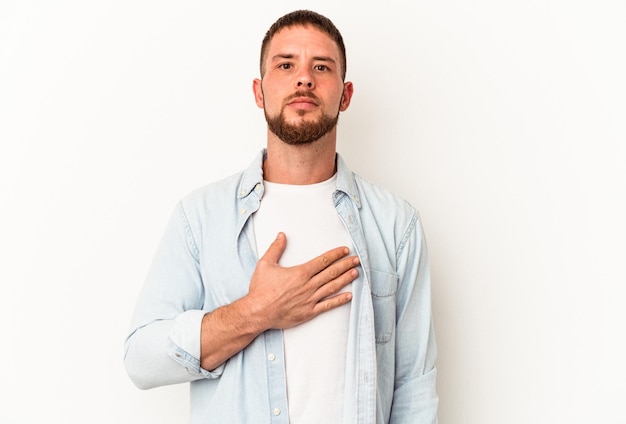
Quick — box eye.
[278,63,292,70]
[314,64,329,71]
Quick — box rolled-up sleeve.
[124,202,220,389]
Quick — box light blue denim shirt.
[124,150,438,423]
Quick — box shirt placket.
[236,186,290,423]
[334,191,377,424]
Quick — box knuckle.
[295,268,308,281]
[328,267,339,279]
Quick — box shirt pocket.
[369,269,398,344]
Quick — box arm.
[390,214,439,423]
[124,204,359,388]
[124,203,206,389]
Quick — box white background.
[1,1,624,423]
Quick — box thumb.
[261,232,287,264]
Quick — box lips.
[286,90,320,106]
[287,96,318,106]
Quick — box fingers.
[313,256,359,299]
[315,254,360,283]
[260,232,287,264]
[310,255,358,316]
[313,291,353,314]
[304,246,352,275]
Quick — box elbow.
[123,337,160,390]
[127,374,154,391]
[124,350,155,390]
[125,364,155,390]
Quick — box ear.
[253,78,264,109]
[339,81,354,112]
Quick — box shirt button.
[268,353,276,361]
[273,408,281,416]
[240,208,246,215]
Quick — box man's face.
[254,25,353,145]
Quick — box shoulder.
[351,172,426,259]
[173,171,245,229]
[353,173,419,223]
[182,171,243,205]
[336,153,419,225]
[180,150,265,212]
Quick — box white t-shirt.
[252,175,353,424]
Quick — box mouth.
[286,90,320,105]
[286,94,319,112]
[288,97,318,105]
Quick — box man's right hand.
[247,232,359,330]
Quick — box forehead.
[265,25,341,61]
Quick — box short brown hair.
[260,10,347,80]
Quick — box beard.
[265,105,339,145]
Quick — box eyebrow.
[271,53,337,64]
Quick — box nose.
[296,71,314,89]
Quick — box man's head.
[254,10,353,146]
[260,10,347,81]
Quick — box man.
[124,10,438,423]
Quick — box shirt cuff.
[167,310,225,379]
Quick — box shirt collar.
[237,150,266,199]
[238,149,361,209]
[335,152,361,208]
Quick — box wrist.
[237,293,273,334]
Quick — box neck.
[263,128,337,185]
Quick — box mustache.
[285,90,321,103]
